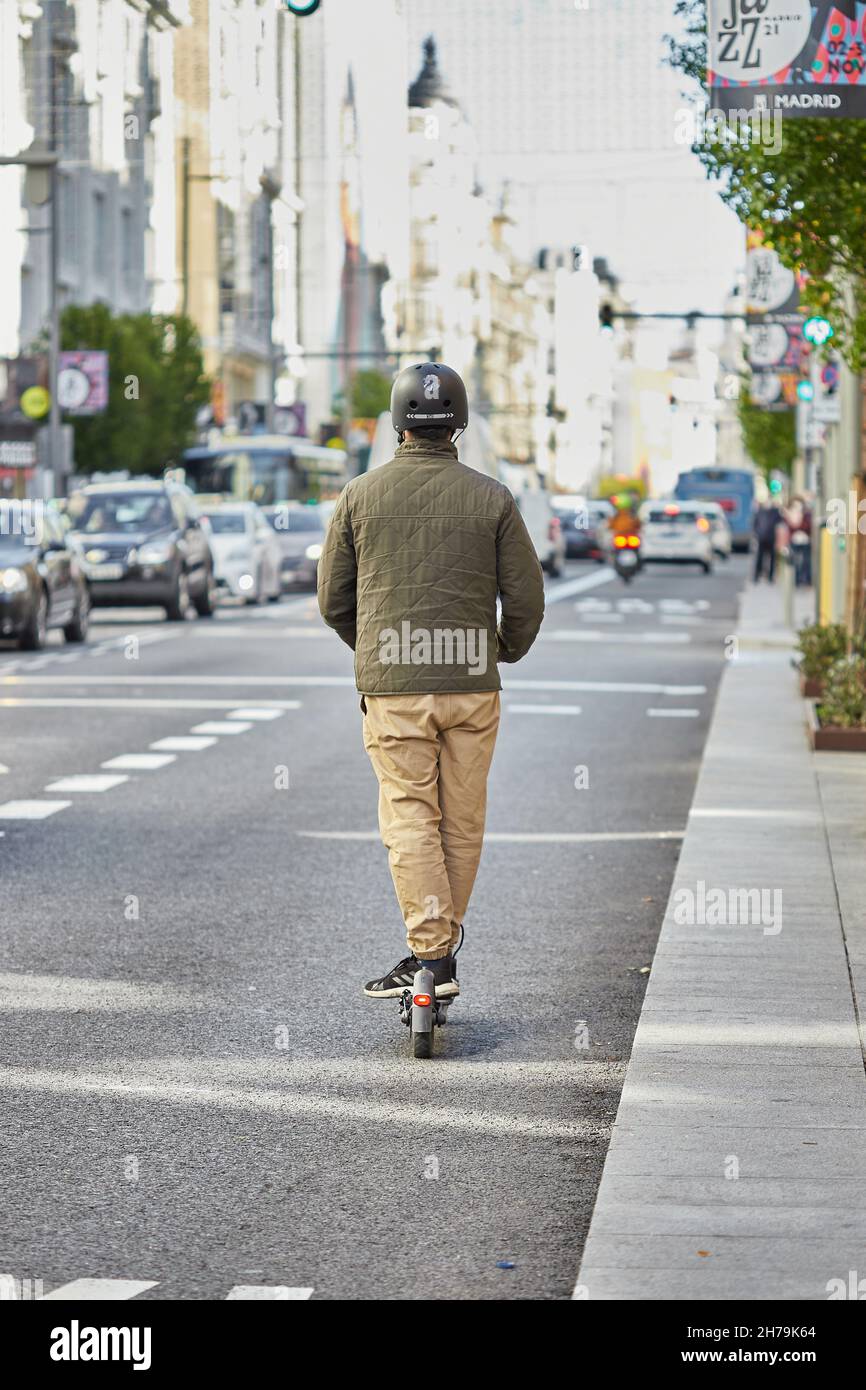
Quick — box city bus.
[176,436,348,506]
[674,468,756,551]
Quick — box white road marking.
[45,774,130,793]
[545,569,615,604]
[0,800,72,819]
[690,807,822,823]
[190,721,253,735]
[39,1279,156,1301]
[299,830,684,844]
[101,753,177,770]
[227,708,285,721]
[0,763,7,774]
[194,627,330,639]
[505,704,582,715]
[0,697,302,711]
[0,674,708,696]
[542,630,691,644]
[646,707,701,718]
[226,1286,314,1301]
[582,613,624,624]
[660,614,704,626]
[150,736,217,751]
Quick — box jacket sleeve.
[495,492,545,664]
[317,487,357,650]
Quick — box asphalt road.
[0,553,747,1301]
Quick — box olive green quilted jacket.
[317,437,545,694]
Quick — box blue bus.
[674,468,755,551]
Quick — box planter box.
[807,700,866,752]
[799,673,824,699]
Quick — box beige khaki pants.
[361,692,501,959]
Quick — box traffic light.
[599,303,615,332]
[803,315,833,346]
[284,0,321,14]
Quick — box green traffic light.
[285,0,321,14]
[803,316,833,346]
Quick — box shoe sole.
[363,981,460,1001]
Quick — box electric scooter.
[397,927,461,1059]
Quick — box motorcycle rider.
[317,362,545,1000]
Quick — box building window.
[120,207,133,283]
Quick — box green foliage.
[60,303,210,476]
[796,622,849,680]
[666,2,866,371]
[350,369,392,419]
[818,656,866,729]
[737,388,797,477]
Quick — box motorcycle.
[612,532,642,584]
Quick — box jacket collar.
[394,437,459,461]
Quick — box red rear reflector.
[613,535,627,548]
[664,504,680,515]
[627,535,640,547]
[413,993,432,1007]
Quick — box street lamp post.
[0,149,60,496]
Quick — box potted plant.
[808,656,866,751]
[795,622,848,698]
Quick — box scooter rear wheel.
[412,1030,433,1059]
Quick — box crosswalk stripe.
[44,774,130,793]
[0,800,72,819]
[39,1279,157,1301]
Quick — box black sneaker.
[364,953,458,1000]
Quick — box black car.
[67,481,216,620]
[261,503,326,590]
[0,502,90,650]
[554,498,612,560]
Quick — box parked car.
[66,480,216,620]
[554,496,612,560]
[261,503,327,590]
[638,500,714,573]
[0,501,90,650]
[514,488,565,577]
[697,501,732,560]
[199,502,282,603]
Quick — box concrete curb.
[574,583,866,1301]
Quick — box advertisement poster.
[745,231,806,409]
[709,0,866,117]
[57,350,109,415]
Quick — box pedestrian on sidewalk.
[753,500,783,582]
[784,495,812,587]
[317,362,545,999]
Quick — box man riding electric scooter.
[317,362,545,1005]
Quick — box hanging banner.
[709,1,866,118]
[745,231,806,408]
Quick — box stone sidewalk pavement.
[576,580,866,1300]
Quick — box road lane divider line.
[0,674,707,695]
[646,708,701,718]
[227,708,285,720]
[545,569,616,604]
[504,704,582,715]
[0,697,302,710]
[226,1286,314,1300]
[150,736,217,751]
[44,774,130,793]
[39,1279,157,1301]
[189,721,253,735]
[299,830,685,843]
[101,754,178,770]
[0,800,72,819]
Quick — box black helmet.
[390,361,469,435]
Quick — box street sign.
[708,1,866,118]
[57,351,109,415]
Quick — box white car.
[514,487,566,577]
[638,501,714,573]
[200,502,282,603]
[697,502,732,559]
